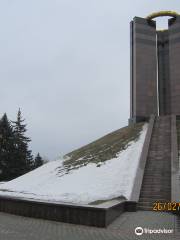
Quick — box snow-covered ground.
[0,124,148,204]
[0,182,6,185]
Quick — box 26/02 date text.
[153,202,180,211]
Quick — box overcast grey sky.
[0,0,180,160]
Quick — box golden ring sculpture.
[146,11,180,20]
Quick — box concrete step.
[143,170,171,172]
[142,169,171,173]
[142,176,171,179]
[142,175,171,179]
[143,172,171,175]
[139,191,170,196]
[143,171,171,174]
[138,205,154,211]
[140,177,171,183]
[140,186,171,192]
[140,181,171,185]
[139,194,171,199]
[139,197,170,201]
[140,189,171,193]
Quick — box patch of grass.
[58,122,145,174]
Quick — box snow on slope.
[0,124,148,204]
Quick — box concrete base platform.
[0,195,136,227]
[0,211,179,240]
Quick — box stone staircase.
[138,115,171,210]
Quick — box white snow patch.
[0,124,148,204]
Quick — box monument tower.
[130,11,180,123]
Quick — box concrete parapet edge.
[0,195,136,227]
[130,115,155,202]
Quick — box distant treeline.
[0,109,44,181]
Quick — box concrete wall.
[0,196,136,227]
[130,16,180,122]
[169,17,180,115]
[130,17,158,123]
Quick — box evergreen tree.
[0,114,16,180]
[12,109,34,175]
[34,153,44,169]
